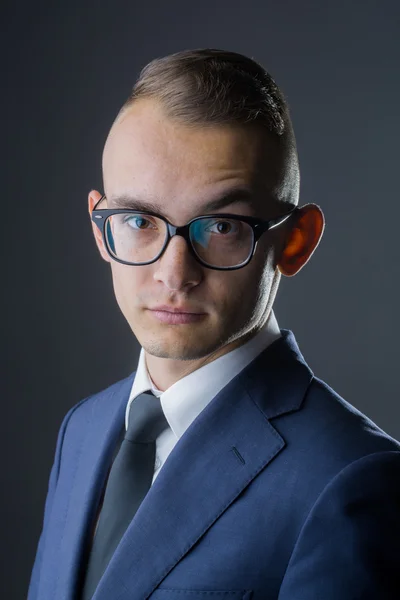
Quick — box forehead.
[102,99,286,208]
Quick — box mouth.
[148,309,207,324]
[149,305,206,314]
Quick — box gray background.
[2,1,399,597]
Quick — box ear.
[88,190,111,263]
[277,203,325,276]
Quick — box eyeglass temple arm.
[267,205,297,229]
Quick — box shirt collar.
[125,309,281,437]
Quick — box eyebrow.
[108,187,258,217]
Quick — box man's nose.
[152,234,202,290]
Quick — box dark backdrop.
[2,1,399,597]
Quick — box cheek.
[213,269,260,309]
[110,263,142,313]
[239,251,276,305]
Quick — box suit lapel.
[91,329,313,600]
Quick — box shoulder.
[58,370,136,436]
[270,372,400,502]
[288,374,400,479]
[308,375,399,450]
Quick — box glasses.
[91,195,297,271]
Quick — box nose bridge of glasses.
[165,221,192,243]
[160,222,198,263]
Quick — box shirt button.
[155,456,161,470]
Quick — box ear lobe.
[277,204,324,277]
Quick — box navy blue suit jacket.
[28,329,400,599]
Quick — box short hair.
[117,48,293,135]
[113,48,299,206]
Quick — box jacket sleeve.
[27,403,81,600]
[278,450,400,599]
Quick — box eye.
[123,215,156,230]
[205,219,240,235]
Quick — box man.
[28,49,400,600]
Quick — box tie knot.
[126,391,169,443]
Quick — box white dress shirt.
[125,309,282,485]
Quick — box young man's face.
[90,98,296,388]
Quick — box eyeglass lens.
[104,213,254,268]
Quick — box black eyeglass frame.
[91,194,297,271]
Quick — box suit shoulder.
[62,370,136,427]
[302,375,400,454]
[266,375,400,526]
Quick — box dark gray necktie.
[81,391,169,599]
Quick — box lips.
[150,305,204,314]
[150,310,206,324]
